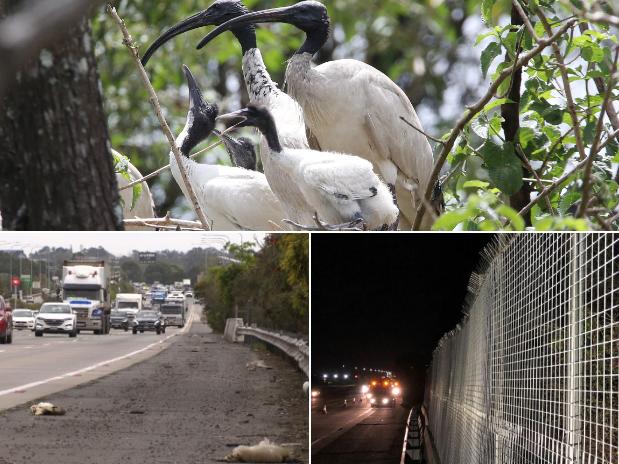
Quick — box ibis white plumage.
[218,105,398,230]
[141,0,315,228]
[198,1,442,230]
[169,65,283,231]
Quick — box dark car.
[110,310,130,331]
[0,296,13,344]
[132,310,165,335]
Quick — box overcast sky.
[0,232,268,256]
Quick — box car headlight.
[311,390,320,398]
[370,398,376,404]
[361,385,369,394]
[366,393,373,398]
[382,398,389,405]
[392,387,401,396]
[64,317,73,321]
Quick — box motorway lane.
[0,304,200,394]
[312,385,408,464]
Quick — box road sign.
[138,252,157,264]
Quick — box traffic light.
[11,276,20,287]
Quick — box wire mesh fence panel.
[424,233,619,464]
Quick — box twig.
[400,116,445,145]
[514,144,554,214]
[118,139,221,192]
[124,212,204,229]
[535,7,587,162]
[107,4,211,230]
[560,0,619,28]
[512,0,539,41]
[577,46,619,218]
[412,17,578,230]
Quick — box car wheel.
[69,330,77,338]
[35,331,43,337]
[132,329,137,335]
[0,333,5,344]
[7,332,12,344]
[94,329,101,335]
[156,329,160,335]
[124,327,128,332]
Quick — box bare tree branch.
[107,4,211,231]
[578,45,619,217]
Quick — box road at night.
[312,385,408,464]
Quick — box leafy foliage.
[195,234,308,334]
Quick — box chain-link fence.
[424,233,618,464]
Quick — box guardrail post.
[401,408,422,464]
[223,318,244,343]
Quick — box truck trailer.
[62,259,111,334]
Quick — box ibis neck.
[178,119,199,157]
[242,48,279,101]
[297,26,328,55]
[262,124,282,154]
[232,25,256,55]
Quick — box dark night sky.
[312,233,493,400]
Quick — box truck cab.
[62,260,111,335]
[160,302,185,328]
[115,293,142,317]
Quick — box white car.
[12,309,36,330]
[35,303,78,337]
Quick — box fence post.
[567,234,582,462]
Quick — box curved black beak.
[182,65,204,110]
[142,10,214,65]
[197,6,294,50]
[216,109,250,127]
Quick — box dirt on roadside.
[0,319,308,464]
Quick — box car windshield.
[117,301,139,309]
[137,311,157,318]
[64,289,99,300]
[111,311,128,317]
[40,305,72,314]
[13,310,33,317]
[161,305,181,314]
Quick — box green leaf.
[463,180,490,189]
[481,0,495,25]
[558,190,581,215]
[432,210,472,230]
[480,41,502,78]
[496,205,525,231]
[581,45,604,63]
[479,141,523,195]
[518,127,536,148]
[483,98,512,113]
[130,183,143,212]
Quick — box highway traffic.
[312,383,409,464]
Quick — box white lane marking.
[0,311,195,398]
[0,350,5,353]
[311,408,375,446]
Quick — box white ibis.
[198,1,443,230]
[141,0,316,228]
[218,105,398,230]
[113,151,156,230]
[170,65,283,231]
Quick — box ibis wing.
[302,157,380,201]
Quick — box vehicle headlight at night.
[370,398,376,404]
[361,385,369,394]
[311,390,320,398]
[382,398,389,405]
[366,392,373,398]
[392,387,401,396]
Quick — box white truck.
[115,293,143,316]
[62,259,111,334]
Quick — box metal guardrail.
[224,318,308,377]
[401,407,423,464]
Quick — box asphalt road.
[0,311,308,464]
[312,385,408,464]
[0,321,183,393]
